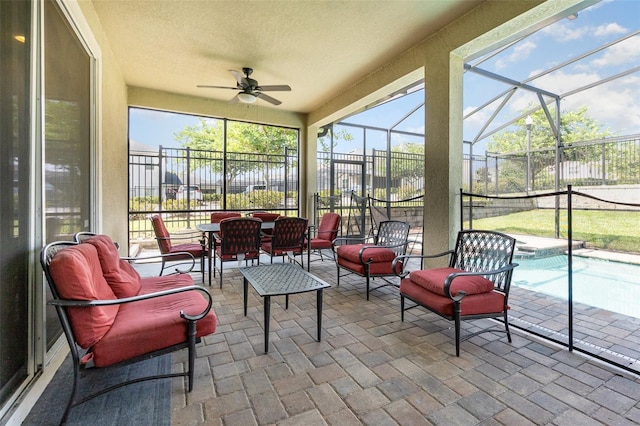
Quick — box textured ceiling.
[91,0,481,113]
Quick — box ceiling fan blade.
[197,85,240,90]
[256,92,282,106]
[255,84,291,92]
[229,70,248,87]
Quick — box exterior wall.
[77,0,128,246]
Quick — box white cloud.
[590,36,640,67]
[506,70,640,134]
[495,40,537,70]
[594,22,627,36]
[541,22,590,42]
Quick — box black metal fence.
[129,146,298,241]
[468,134,640,195]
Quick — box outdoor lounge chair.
[334,220,410,300]
[40,237,217,424]
[394,229,518,356]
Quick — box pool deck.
[511,233,640,265]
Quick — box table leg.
[208,232,213,286]
[317,289,323,342]
[243,278,248,316]
[264,296,271,353]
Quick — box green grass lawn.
[468,209,640,253]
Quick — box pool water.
[512,255,639,319]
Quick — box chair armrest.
[443,263,519,301]
[48,285,213,321]
[332,236,370,247]
[122,251,196,274]
[392,251,455,276]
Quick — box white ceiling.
[91,0,481,114]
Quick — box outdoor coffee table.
[240,263,331,353]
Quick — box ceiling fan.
[197,67,291,105]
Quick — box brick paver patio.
[169,259,640,425]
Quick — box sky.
[130,0,639,154]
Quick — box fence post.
[567,184,573,352]
[159,145,164,212]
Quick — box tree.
[174,118,298,184]
[487,107,615,189]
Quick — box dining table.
[196,220,276,286]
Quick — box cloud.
[594,23,627,36]
[507,70,640,134]
[541,22,590,42]
[590,36,640,67]
[495,40,537,70]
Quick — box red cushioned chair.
[250,211,281,241]
[305,212,341,271]
[150,214,207,282]
[213,217,263,288]
[334,220,410,300]
[393,230,518,356]
[261,216,308,267]
[40,240,216,424]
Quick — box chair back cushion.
[211,212,241,223]
[317,212,341,242]
[82,235,142,298]
[409,267,494,297]
[48,244,119,348]
[150,215,172,253]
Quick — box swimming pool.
[512,255,639,319]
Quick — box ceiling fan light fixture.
[238,92,257,103]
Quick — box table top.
[196,221,275,233]
[240,263,331,296]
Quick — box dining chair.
[149,214,207,281]
[261,217,308,267]
[213,217,263,288]
[250,211,281,241]
[306,212,341,271]
[210,212,242,247]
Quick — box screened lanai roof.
[338,0,639,153]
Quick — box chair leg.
[336,265,340,287]
[160,259,166,276]
[200,256,205,283]
[400,294,405,321]
[219,261,223,289]
[365,272,370,301]
[186,319,197,391]
[504,310,512,342]
[454,302,461,357]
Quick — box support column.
[423,51,465,261]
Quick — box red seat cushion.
[336,244,397,264]
[260,242,303,256]
[90,290,217,367]
[400,278,505,317]
[307,238,333,250]
[48,244,119,348]
[83,235,142,298]
[215,246,260,261]
[139,273,194,294]
[170,243,206,257]
[409,267,495,297]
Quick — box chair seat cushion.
[336,244,396,264]
[215,247,260,261]
[90,290,217,367]
[409,267,495,297]
[400,278,505,317]
[170,243,207,257]
[83,235,142,298]
[337,256,403,276]
[307,238,332,250]
[139,273,195,294]
[48,244,119,349]
[261,242,303,256]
